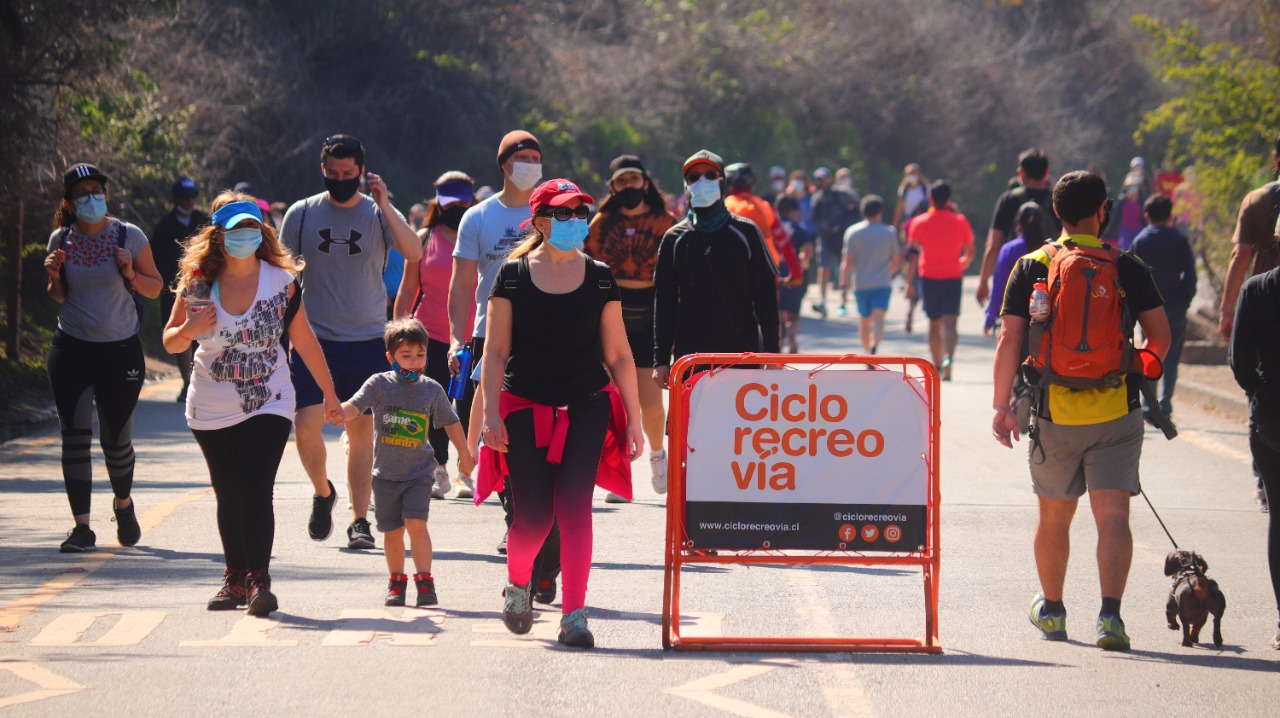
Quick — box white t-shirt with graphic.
[452,194,530,338]
[186,264,296,431]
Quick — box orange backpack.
[1024,240,1133,390]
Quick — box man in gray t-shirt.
[840,195,901,354]
[280,134,424,551]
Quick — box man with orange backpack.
[991,171,1170,652]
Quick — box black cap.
[609,155,646,182]
[63,163,110,199]
[172,177,198,198]
[233,181,255,195]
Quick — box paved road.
[1,278,1276,717]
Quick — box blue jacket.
[1129,224,1196,313]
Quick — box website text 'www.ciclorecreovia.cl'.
[697,521,801,532]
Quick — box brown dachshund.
[1164,550,1225,648]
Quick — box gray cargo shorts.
[1029,409,1144,500]
[372,475,432,532]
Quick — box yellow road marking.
[0,661,85,709]
[0,489,209,633]
[1178,429,1252,467]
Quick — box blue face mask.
[390,361,421,383]
[74,193,108,224]
[547,217,589,251]
[687,178,721,208]
[223,228,263,259]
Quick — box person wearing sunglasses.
[164,192,342,617]
[43,163,164,553]
[583,155,675,500]
[394,171,479,499]
[653,150,781,391]
[477,178,645,648]
[278,134,423,551]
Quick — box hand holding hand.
[324,392,345,427]
[457,450,476,478]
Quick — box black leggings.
[47,330,145,517]
[426,337,472,465]
[192,414,293,570]
[1247,422,1280,622]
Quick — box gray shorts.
[1029,409,1143,500]
[372,476,432,532]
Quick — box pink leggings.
[503,393,609,614]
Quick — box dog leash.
[1140,489,1180,549]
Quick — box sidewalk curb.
[1176,377,1248,423]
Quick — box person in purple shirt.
[986,202,1046,336]
[1129,194,1196,419]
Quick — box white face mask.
[687,177,722,208]
[509,162,542,191]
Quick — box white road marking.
[666,664,793,718]
[321,609,443,646]
[179,615,297,647]
[0,662,85,709]
[28,611,165,647]
[784,571,877,718]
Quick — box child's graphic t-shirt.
[349,372,459,480]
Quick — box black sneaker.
[59,524,96,553]
[207,568,248,611]
[414,573,438,606]
[557,609,595,649]
[246,569,278,617]
[496,529,508,555]
[308,480,337,541]
[385,573,408,607]
[347,517,376,549]
[534,578,557,605]
[113,498,141,547]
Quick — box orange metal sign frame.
[662,353,941,653]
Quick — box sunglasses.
[685,170,720,183]
[72,190,105,202]
[537,206,591,221]
[324,136,363,151]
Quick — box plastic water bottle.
[184,268,212,309]
[1029,282,1050,322]
[449,344,472,400]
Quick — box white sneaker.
[431,465,451,499]
[340,431,349,455]
[604,492,629,503]
[455,472,475,500]
[650,449,668,494]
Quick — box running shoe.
[112,498,141,547]
[558,608,594,649]
[1271,629,1279,651]
[534,578,557,605]
[309,480,336,541]
[496,529,508,555]
[502,581,534,635]
[455,472,475,500]
[650,449,668,494]
[604,492,629,503]
[811,302,827,317]
[837,303,848,317]
[1096,613,1131,651]
[941,357,953,382]
[414,573,437,607]
[59,524,96,553]
[385,573,408,607]
[431,465,452,499]
[246,569,278,617]
[1256,482,1269,513]
[207,568,248,611]
[347,517,376,550]
[1028,593,1067,641]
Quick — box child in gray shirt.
[343,318,474,607]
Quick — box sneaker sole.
[456,490,474,499]
[348,538,376,550]
[207,600,246,611]
[385,597,406,607]
[416,596,438,607]
[558,631,595,649]
[59,544,96,554]
[1097,634,1130,651]
[503,612,533,635]
[247,594,278,617]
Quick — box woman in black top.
[480,178,644,649]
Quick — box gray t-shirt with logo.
[47,220,149,343]
[842,220,899,291]
[349,372,459,481]
[280,193,406,342]
[452,194,530,338]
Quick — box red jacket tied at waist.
[474,384,632,505]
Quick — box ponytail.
[508,224,545,259]
[1015,202,1045,246]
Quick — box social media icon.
[884,524,902,543]
[861,525,879,542]
[838,524,857,543]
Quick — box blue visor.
[212,200,263,230]
[436,180,475,207]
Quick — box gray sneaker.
[558,608,595,648]
[502,581,534,635]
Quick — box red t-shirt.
[908,208,972,279]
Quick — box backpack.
[59,220,146,327]
[1024,239,1133,390]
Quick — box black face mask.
[325,176,361,203]
[615,186,645,210]
[439,204,467,230]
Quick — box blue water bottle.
[448,344,472,400]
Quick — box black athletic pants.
[1247,421,1280,623]
[192,414,293,570]
[47,330,144,517]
